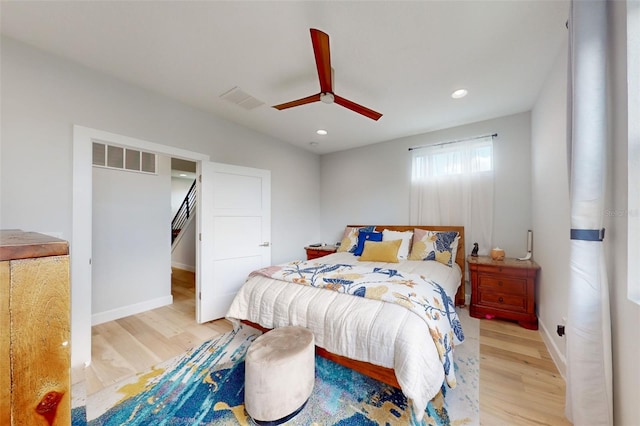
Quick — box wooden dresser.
[1,230,70,425]
[468,255,540,330]
[305,245,338,260]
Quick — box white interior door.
[197,162,271,323]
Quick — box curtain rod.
[408,133,498,151]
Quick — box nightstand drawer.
[305,245,337,260]
[478,276,526,296]
[306,249,327,260]
[478,291,526,311]
[475,264,531,278]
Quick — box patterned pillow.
[354,231,383,256]
[336,226,375,253]
[408,229,460,267]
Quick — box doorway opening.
[72,125,209,372]
[170,158,197,275]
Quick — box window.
[411,136,493,180]
[92,142,156,174]
[410,135,495,257]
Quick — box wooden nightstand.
[305,245,338,260]
[468,255,540,330]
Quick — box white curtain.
[409,136,494,256]
[566,0,613,425]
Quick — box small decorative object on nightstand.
[468,255,540,330]
[471,242,479,257]
[305,244,337,260]
[490,247,505,261]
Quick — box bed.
[226,225,466,418]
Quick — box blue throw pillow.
[354,231,383,256]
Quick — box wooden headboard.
[348,225,466,306]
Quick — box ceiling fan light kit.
[273,28,382,121]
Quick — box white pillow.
[382,229,414,260]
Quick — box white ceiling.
[0,1,569,154]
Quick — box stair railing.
[172,179,196,244]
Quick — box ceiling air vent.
[219,86,264,110]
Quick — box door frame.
[72,125,209,370]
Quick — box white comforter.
[226,252,463,417]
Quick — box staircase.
[172,179,196,244]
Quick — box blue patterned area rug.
[72,308,478,425]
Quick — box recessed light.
[316,129,328,136]
[309,141,319,147]
[179,173,187,177]
[451,89,468,99]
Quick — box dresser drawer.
[478,291,526,311]
[478,275,526,296]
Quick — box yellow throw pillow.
[358,239,402,263]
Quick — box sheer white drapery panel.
[565,0,613,424]
[410,136,494,257]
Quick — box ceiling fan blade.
[272,93,321,110]
[334,95,383,121]
[310,28,332,93]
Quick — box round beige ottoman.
[244,326,315,424]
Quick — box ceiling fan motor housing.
[320,92,335,104]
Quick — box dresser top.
[467,255,539,269]
[0,230,69,261]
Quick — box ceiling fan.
[273,28,383,121]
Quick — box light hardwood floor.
[479,317,571,425]
[89,268,571,425]
[86,268,233,395]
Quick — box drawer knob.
[498,296,504,303]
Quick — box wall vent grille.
[92,142,157,174]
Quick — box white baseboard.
[71,364,87,385]
[171,261,195,272]
[539,317,567,379]
[91,295,173,326]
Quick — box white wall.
[92,156,172,324]
[0,36,321,370]
[320,112,533,258]
[607,2,640,424]
[171,216,196,272]
[531,40,570,375]
[171,176,194,217]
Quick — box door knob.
[259,242,270,247]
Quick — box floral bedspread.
[250,260,465,386]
